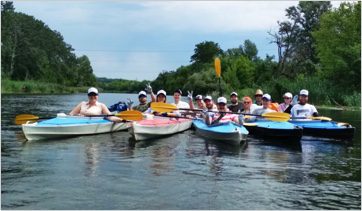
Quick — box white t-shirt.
[290,103,318,118]
[172,101,190,109]
[252,107,274,116]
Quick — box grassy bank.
[1,80,88,94]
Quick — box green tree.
[312,2,361,91]
[190,41,223,64]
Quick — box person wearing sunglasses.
[69,87,121,122]
[279,92,294,114]
[252,94,274,117]
[240,96,259,114]
[254,89,264,106]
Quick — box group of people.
[69,85,319,125]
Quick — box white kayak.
[22,116,131,141]
[130,116,192,141]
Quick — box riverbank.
[1,80,88,94]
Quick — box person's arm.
[101,104,122,122]
[69,102,82,116]
[311,105,319,117]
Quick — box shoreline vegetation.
[1,1,360,108]
[2,79,360,111]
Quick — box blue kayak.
[22,116,130,141]
[192,119,249,145]
[244,119,303,145]
[289,120,355,140]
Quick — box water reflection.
[84,143,100,177]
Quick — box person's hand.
[187,90,193,101]
[126,98,134,108]
[145,83,153,94]
[161,112,168,117]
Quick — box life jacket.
[108,101,128,112]
[269,102,279,112]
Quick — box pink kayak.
[130,117,192,141]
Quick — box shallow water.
[1,93,361,209]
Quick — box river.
[1,93,361,209]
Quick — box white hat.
[262,93,271,101]
[283,92,293,98]
[195,95,202,100]
[300,89,309,96]
[230,92,238,96]
[204,95,212,101]
[217,97,227,104]
[138,91,147,97]
[156,90,167,96]
[87,87,98,95]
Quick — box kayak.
[192,119,249,145]
[289,120,355,140]
[22,116,131,141]
[130,116,192,141]
[244,120,303,144]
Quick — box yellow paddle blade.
[115,110,143,121]
[15,114,40,125]
[309,116,332,121]
[214,57,221,78]
[150,102,178,113]
[262,112,290,122]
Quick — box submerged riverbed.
[1,93,361,209]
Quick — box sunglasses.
[218,103,226,106]
[284,97,291,99]
[243,101,251,104]
[255,94,263,97]
[88,93,98,97]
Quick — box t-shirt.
[252,107,274,116]
[132,103,149,112]
[279,103,293,114]
[172,101,190,109]
[227,102,243,113]
[290,103,318,118]
[241,104,260,114]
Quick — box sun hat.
[262,94,271,101]
[255,89,263,95]
[300,89,309,96]
[217,97,227,104]
[87,87,98,95]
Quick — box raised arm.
[69,102,83,116]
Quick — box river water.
[1,93,361,209]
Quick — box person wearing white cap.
[228,92,243,113]
[204,97,239,125]
[171,89,190,109]
[203,95,218,111]
[290,89,318,118]
[188,91,206,110]
[69,87,122,122]
[144,89,168,114]
[279,92,294,113]
[252,93,274,116]
[132,91,150,112]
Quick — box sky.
[13,1,342,81]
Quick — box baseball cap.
[255,89,263,95]
[262,94,271,101]
[174,89,182,95]
[195,95,202,100]
[157,90,167,96]
[283,92,293,98]
[138,91,147,97]
[217,97,227,104]
[87,87,98,95]
[204,96,212,101]
[299,89,309,96]
[230,92,238,97]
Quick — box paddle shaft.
[177,108,283,118]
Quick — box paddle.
[15,110,143,125]
[151,102,290,122]
[291,116,332,121]
[215,57,222,96]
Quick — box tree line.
[1,1,96,87]
[150,1,360,106]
